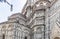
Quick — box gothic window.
[24,36,27,39]
[37,27,42,32]
[2,34,5,39]
[26,6,32,17]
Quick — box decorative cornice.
[21,0,57,16]
[31,24,45,28]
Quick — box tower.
[22,0,51,39]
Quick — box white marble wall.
[49,0,60,39]
[0,13,31,39]
[30,10,45,39]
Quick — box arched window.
[36,27,42,33]
[24,36,27,39]
[2,34,5,39]
[16,20,19,23]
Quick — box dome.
[8,13,26,23]
[8,13,26,20]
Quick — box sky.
[0,0,27,23]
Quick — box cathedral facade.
[0,0,60,39]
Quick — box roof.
[9,13,26,19]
